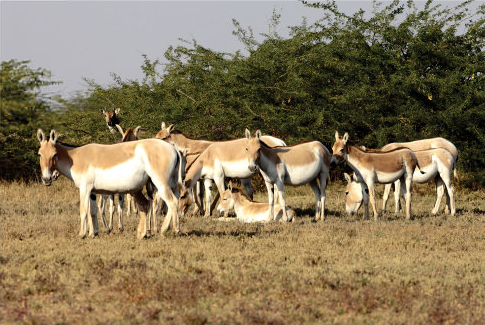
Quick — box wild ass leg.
[108,194,115,232]
[204,179,215,217]
[133,191,150,239]
[367,180,379,221]
[97,195,110,233]
[319,171,328,221]
[117,194,124,232]
[402,175,412,220]
[241,179,254,200]
[159,187,180,234]
[78,187,91,238]
[89,194,99,237]
[432,178,445,215]
[393,180,402,215]
[382,183,392,213]
[309,180,321,221]
[441,173,455,215]
[275,181,288,222]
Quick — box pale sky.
[1,1,473,98]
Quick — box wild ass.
[216,182,295,223]
[37,129,182,239]
[157,122,286,216]
[243,129,331,222]
[381,148,456,215]
[379,138,457,214]
[331,131,421,220]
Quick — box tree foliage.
[4,0,485,187]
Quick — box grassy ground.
[1,178,484,324]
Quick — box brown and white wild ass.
[379,138,457,215]
[380,148,456,215]
[37,129,182,239]
[331,131,421,220]
[243,129,331,222]
[216,182,295,223]
[157,122,286,216]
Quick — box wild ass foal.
[216,182,295,223]
[37,129,182,239]
[243,129,331,222]
[331,131,421,220]
[157,122,286,216]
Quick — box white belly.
[412,163,437,183]
[375,169,404,184]
[283,163,320,185]
[92,158,148,193]
[222,160,254,178]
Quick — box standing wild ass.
[381,148,456,215]
[379,138,457,214]
[37,129,182,239]
[216,182,295,223]
[157,122,286,216]
[331,131,421,220]
[243,129,331,222]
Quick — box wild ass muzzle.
[37,129,182,239]
[243,129,331,222]
[331,131,422,221]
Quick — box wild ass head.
[331,131,349,167]
[37,129,59,186]
[100,108,121,133]
[344,172,368,215]
[217,182,237,215]
[155,121,175,143]
[244,128,263,173]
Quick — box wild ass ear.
[134,126,142,138]
[245,128,251,139]
[49,130,58,144]
[255,130,262,139]
[100,109,106,114]
[228,181,233,191]
[343,132,349,143]
[344,173,351,184]
[161,121,166,129]
[114,108,120,114]
[167,124,174,133]
[115,124,124,137]
[37,129,46,143]
[334,131,339,141]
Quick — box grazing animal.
[37,129,182,239]
[243,129,331,222]
[216,182,295,223]
[344,172,369,217]
[157,122,286,216]
[331,131,421,220]
[100,107,121,134]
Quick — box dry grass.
[1,178,484,324]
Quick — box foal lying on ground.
[216,182,295,223]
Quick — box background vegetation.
[1,0,484,187]
[1,179,484,324]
